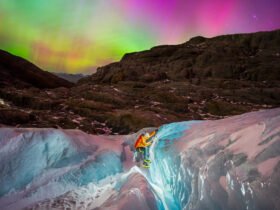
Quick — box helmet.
[144,133,150,138]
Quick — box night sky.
[0,0,279,74]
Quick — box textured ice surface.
[0,129,124,209]
[0,108,280,210]
[147,121,198,210]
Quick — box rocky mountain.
[54,73,86,83]
[0,50,73,88]
[0,108,279,210]
[82,30,280,84]
[0,30,280,134]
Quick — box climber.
[134,129,158,168]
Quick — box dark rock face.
[81,30,280,84]
[0,50,73,89]
[0,30,280,134]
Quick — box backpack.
[134,135,143,148]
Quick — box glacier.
[0,108,280,210]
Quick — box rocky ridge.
[0,30,280,134]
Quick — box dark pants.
[136,147,150,161]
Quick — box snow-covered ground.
[0,108,279,210]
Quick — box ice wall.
[148,108,280,210]
[147,121,198,210]
[0,129,124,209]
[0,108,279,210]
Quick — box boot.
[144,159,151,163]
[142,161,150,168]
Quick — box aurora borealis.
[0,0,280,74]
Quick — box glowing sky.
[0,0,279,74]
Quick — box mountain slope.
[54,73,86,83]
[0,50,73,88]
[0,30,279,134]
[82,29,280,84]
[0,108,279,210]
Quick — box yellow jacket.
[134,131,156,148]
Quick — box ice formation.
[0,108,279,210]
